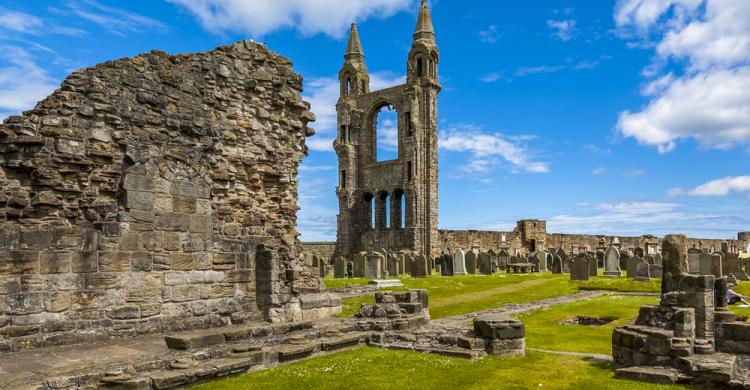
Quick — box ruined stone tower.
[334,0,440,257]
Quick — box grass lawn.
[520,295,659,355]
[193,348,688,390]
[328,274,660,319]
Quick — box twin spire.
[344,0,435,62]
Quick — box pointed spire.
[413,0,435,41]
[345,23,364,61]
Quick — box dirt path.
[432,291,605,328]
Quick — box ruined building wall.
[0,41,337,352]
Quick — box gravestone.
[688,248,701,274]
[401,253,410,275]
[453,249,468,276]
[388,256,399,277]
[604,246,622,277]
[588,254,598,277]
[570,254,590,281]
[498,250,510,270]
[440,253,454,276]
[635,258,651,282]
[561,253,571,273]
[333,256,346,278]
[465,250,478,275]
[711,253,723,277]
[353,252,367,277]
[551,255,563,274]
[654,253,663,266]
[529,254,539,272]
[347,259,354,278]
[596,251,605,268]
[699,253,713,276]
[546,252,554,270]
[626,256,639,278]
[411,254,430,278]
[649,264,663,278]
[536,251,548,272]
[619,252,630,272]
[634,247,645,258]
[645,255,656,265]
[478,252,493,275]
[365,252,383,279]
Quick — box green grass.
[520,295,659,355]
[193,348,688,390]
[327,274,661,320]
[334,295,374,318]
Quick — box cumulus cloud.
[615,0,750,152]
[439,124,550,174]
[686,175,750,196]
[0,8,43,34]
[302,72,405,152]
[479,25,502,44]
[0,46,59,120]
[546,19,577,41]
[63,0,167,36]
[168,0,411,38]
[592,167,608,176]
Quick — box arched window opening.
[340,170,347,189]
[340,125,347,142]
[383,193,391,229]
[430,53,438,77]
[392,189,405,229]
[416,57,423,77]
[400,193,406,228]
[346,76,352,96]
[363,193,374,230]
[375,104,398,161]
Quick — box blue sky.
[1,0,748,242]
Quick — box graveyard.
[1,0,749,389]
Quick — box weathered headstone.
[498,250,510,270]
[626,256,639,278]
[551,255,562,274]
[588,254,597,277]
[699,253,713,276]
[649,264,663,278]
[536,251,547,272]
[688,248,701,274]
[465,250,478,275]
[645,255,656,265]
[411,254,429,278]
[440,253,454,276]
[365,252,383,279]
[604,246,621,277]
[661,234,688,294]
[478,252,492,275]
[635,258,650,282]
[334,256,346,278]
[654,253,663,266]
[619,252,630,273]
[453,249,468,276]
[388,256,399,277]
[353,252,366,277]
[561,253,571,274]
[401,253,410,275]
[711,253,723,278]
[570,254,590,281]
[546,252,554,270]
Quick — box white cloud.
[0,8,43,34]
[479,25,502,44]
[0,46,58,120]
[592,167,607,175]
[168,0,412,38]
[546,19,577,41]
[615,0,750,152]
[623,168,646,177]
[686,175,750,196]
[302,72,404,152]
[479,72,506,83]
[65,0,167,37]
[439,124,550,174]
[514,65,566,77]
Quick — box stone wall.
[300,242,337,262]
[0,41,338,352]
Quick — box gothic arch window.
[393,189,405,229]
[373,103,398,162]
[415,54,423,77]
[377,191,390,230]
[363,193,374,229]
[430,52,438,78]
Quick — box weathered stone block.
[85,273,117,289]
[98,251,130,272]
[6,293,45,315]
[53,227,85,249]
[156,212,191,231]
[172,253,194,271]
[40,251,72,274]
[123,174,154,192]
[172,195,197,212]
[172,181,210,199]
[131,252,153,272]
[71,251,98,273]
[19,228,54,249]
[124,190,154,210]
[106,305,140,320]
[46,292,70,312]
[0,251,39,274]
[474,315,525,340]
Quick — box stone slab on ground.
[165,331,226,350]
[615,366,690,384]
[368,279,404,288]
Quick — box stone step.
[276,342,318,362]
[321,334,364,352]
[615,366,690,384]
[165,321,314,350]
[375,342,487,360]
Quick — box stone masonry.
[334,0,441,257]
[0,40,339,352]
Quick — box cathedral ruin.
[334,0,440,258]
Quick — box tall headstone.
[570,254,590,281]
[388,256,400,277]
[626,256,639,278]
[699,253,713,276]
[353,252,367,277]
[561,252,571,273]
[604,246,621,277]
[453,249,468,276]
[635,258,651,282]
[347,258,354,278]
[688,248,701,274]
[661,235,688,294]
[411,254,429,278]
[465,250,478,275]
[401,253,410,275]
[711,253,723,278]
[478,252,493,275]
[588,254,598,277]
[334,256,346,278]
[365,252,383,279]
[536,251,548,272]
[649,264,663,278]
[498,250,510,270]
[654,253,663,266]
[551,255,562,274]
[619,252,630,272]
[440,253,453,276]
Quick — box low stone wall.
[300,242,336,262]
[0,41,337,352]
